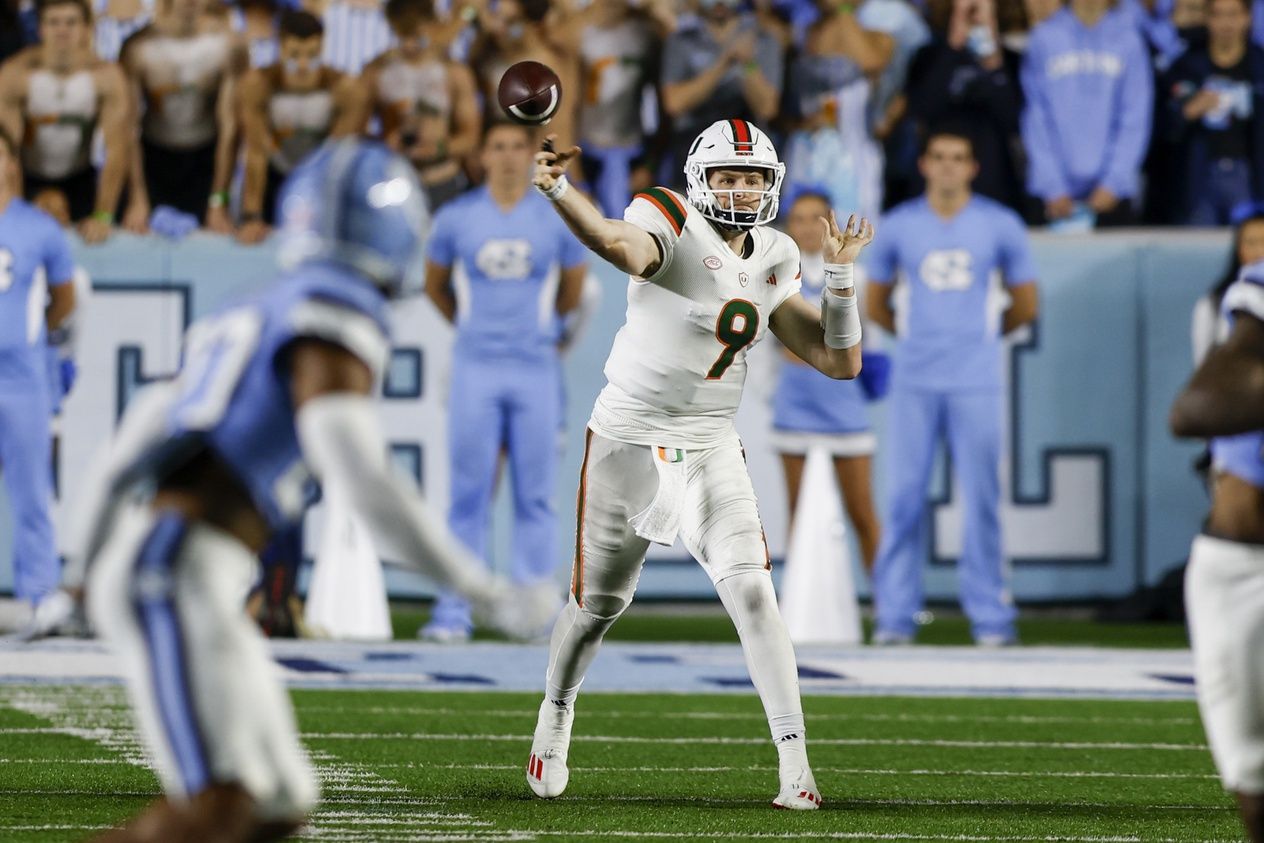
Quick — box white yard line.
[0,757,1219,780]
[289,731,1208,752]
[298,706,1198,728]
[0,726,1208,750]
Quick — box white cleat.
[526,699,574,798]
[772,766,822,810]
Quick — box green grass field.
[391,604,1192,649]
[0,685,1240,842]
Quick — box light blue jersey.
[135,265,392,532]
[0,200,75,386]
[426,187,587,361]
[1211,270,1264,489]
[865,196,1038,391]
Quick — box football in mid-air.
[497,61,563,125]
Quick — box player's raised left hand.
[533,133,582,194]
[821,211,874,266]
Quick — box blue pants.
[872,388,1015,640]
[1186,156,1253,226]
[0,386,58,602]
[430,354,562,631]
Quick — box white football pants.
[1187,533,1264,794]
[546,430,804,737]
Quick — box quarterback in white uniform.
[527,118,873,810]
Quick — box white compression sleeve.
[820,288,862,350]
[296,393,495,601]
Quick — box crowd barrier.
[0,228,1231,602]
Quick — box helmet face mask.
[684,120,786,232]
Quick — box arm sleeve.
[999,211,1039,286]
[424,204,457,267]
[43,221,76,285]
[623,189,685,283]
[863,215,900,283]
[1019,36,1071,201]
[1101,35,1154,198]
[296,393,496,600]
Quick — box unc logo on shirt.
[919,249,973,292]
[475,239,533,281]
[1047,51,1123,80]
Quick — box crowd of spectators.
[2,0,1264,239]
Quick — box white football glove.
[472,579,562,641]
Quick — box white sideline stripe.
[300,706,1198,727]
[0,757,1219,780]
[293,731,1208,752]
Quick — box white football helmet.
[684,119,786,231]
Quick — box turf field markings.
[0,829,1231,843]
[307,749,503,838]
[4,789,1230,812]
[0,685,147,765]
[301,706,1199,727]
[349,762,1221,781]
[0,756,1221,781]
[299,731,1210,752]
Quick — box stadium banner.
[0,230,1228,602]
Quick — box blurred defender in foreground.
[67,139,555,842]
[1172,261,1264,843]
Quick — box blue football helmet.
[275,138,430,297]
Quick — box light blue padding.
[0,230,1227,602]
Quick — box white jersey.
[590,186,802,450]
[23,69,98,180]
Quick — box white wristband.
[537,174,570,202]
[823,262,854,292]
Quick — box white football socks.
[715,573,811,764]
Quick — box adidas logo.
[776,733,800,743]
[766,273,777,286]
